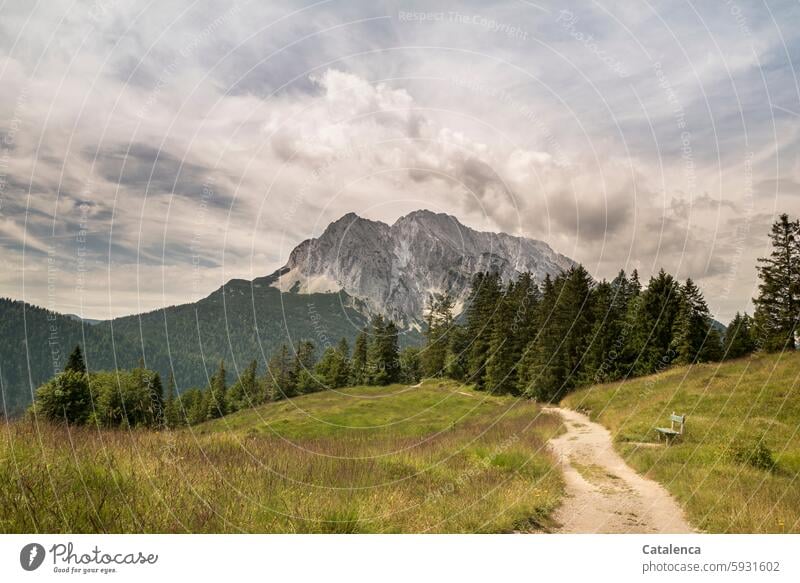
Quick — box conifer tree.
[485,281,520,394]
[629,269,681,375]
[228,359,259,412]
[65,344,86,374]
[148,372,164,426]
[293,340,318,393]
[723,312,756,359]
[267,344,296,400]
[315,339,350,389]
[399,346,422,383]
[444,324,469,381]
[334,338,351,387]
[349,329,369,385]
[366,316,400,385]
[421,293,455,377]
[465,272,502,390]
[206,360,227,419]
[753,213,800,351]
[671,278,713,364]
[188,388,208,425]
[164,371,181,428]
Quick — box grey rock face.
[271,210,576,327]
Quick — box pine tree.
[465,272,502,390]
[366,316,400,385]
[520,266,594,401]
[485,281,520,394]
[558,265,595,391]
[293,340,318,393]
[187,388,208,425]
[267,344,296,400]
[206,360,227,419]
[164,371,181,428]
[421,293,455,377]
[723,312,756,359]
[520,273,565,400]
[228,359,259,412]
[316,338,351,389]
[148,372,164,426]
[350,329,369,386]
[629,269,681,375]
[671,278,713,365]
[333,338,351,387]
[444,324,469,381]
[629,269,642,296]
[65,344,86,374]
[583,279,615,384]
[753,213,800,351]
[366,314,386,384]
[399,346,422,383]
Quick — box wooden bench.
[655,413,686,445]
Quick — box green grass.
[562,351,800,533]
[0,379,563,533]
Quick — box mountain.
[270,210,575,327]
[0,210,574,416]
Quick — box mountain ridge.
[0,209,575,415]
[270,209,575,326]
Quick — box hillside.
[562,352,800,533]
[0,281,376,416]
[0,380,564,533]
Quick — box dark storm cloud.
[92,143,234,207]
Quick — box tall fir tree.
[421,293,455,377]
[753,213,800,351]
[227,359,259,412]
[520,273,565,400]
[485,281,520,394]
[267,344,296,400]
[444,324,470,381]
[315,339,350,389]
[65,344,86,374]
[333,338,351,387]
[367,316,400,385]
[164,371,181,428]
[349,329,369,385]
[293,340,318,394]
[206,360,227,419]
[723,312,756,359]
[465,271,502,390]
[628,269,682,375]
[671,278,714,365]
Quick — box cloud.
[1,0,798,322]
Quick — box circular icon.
[20,543,46,571]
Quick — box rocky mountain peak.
[271,210,576,327]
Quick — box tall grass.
[563,352,800,533]
[0,380,563,533]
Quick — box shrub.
[33,370,91,424]
[729,440,777,472]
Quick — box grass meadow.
[0,380,563,533]
[563,351,800,533]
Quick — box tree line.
[419,213,799,400]
[31,314,421,427]
[30,213,798,424]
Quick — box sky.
[1,0,799,322]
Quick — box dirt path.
[544,407,693,533]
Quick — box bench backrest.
[670,413,686,433]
